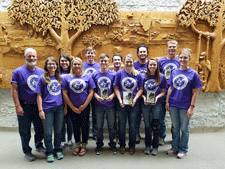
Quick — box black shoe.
[111,146,117,155]
[25,153,35,162]
[36,145,46,154]
[95,146,102,155]
[135,135,141,144]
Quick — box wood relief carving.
[1,0,225,92]
[7,0,118,55]
[177,0,225,92]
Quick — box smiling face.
[148,60,157,74]
[60,56,70,71]
[99,57,109,70]
[113,55,122,69]
[24,51,37,67]
[124,56,134,71]
[167,43,177,57]
[137,47,148,61]
[46,59,57,74]
[85,50,96,62]
[179,53,190,67]
[72,59,82,75]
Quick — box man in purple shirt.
[134,44,149,144]
[112,53,122,72]
[11,48,45,162]
[92,54,117,155]
[83,47,101,140]
[158,40,180,146]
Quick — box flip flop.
[72,147,80,156]
[79,147,87,156]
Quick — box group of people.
[11,40,202,163]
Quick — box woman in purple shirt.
[59,54,73,149]
[62,57,95,157]
[166,48,202,159]
[142,58,166,156]
[114,54,143,155]
[36,57,64,163]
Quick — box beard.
[26,61,37,67]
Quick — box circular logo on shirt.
[173,74,188,90]
[144,79,158,93]
[27,75,39,91]
[122,77,137,91]
[47,80,61,96]
[164,63,178,72]
[97,77,111,89]
[138,68,146,76]
[70,79,86,93]
[85,68,96,75]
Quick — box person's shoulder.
[134,60,140,66]
[158,56,167,62]
[94,62,100,66]
[35,66,44,72]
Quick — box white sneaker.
[68,140,73,148]
[60,142,65,149]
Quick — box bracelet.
[190,105,195,108]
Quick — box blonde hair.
[70,57,86,77]
[85,46,95,54]
[124,54,139,76]
[99,53,110,61]
[167,40,178,47]
[179,48,192,59]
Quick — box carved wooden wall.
[0,0,225,93]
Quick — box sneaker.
[56,152,64,160]
[60,142,66,149]
[177,152,186,159]
[166,149,178,155]
[36,145,46,154]
[144,147,151,155]
[111,146,117,155]
[68,140,73,148]
[47,155,54,163]
[159,138,164,146]
[135,135,141,144]
[25,153,35,162]
[151,148,158,156]
[95,146,102,155]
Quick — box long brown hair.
[145,58,161,86]
[43,57,62,85]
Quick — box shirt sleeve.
[138,74,144,88]
[192,71,203,89]
[61,76,68,90]
[113,71,121,87]
[11,69,19,85]
[35,76,43,94]
[88,75,96,90]
[160,75,167,89]
[167,71,173,86]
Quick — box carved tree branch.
[191,24,216,39]
[48,26,61,44]
[69,28,83,46]
[221,38,225,47]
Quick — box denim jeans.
[42,105,64,156]
[17,100,44,154]
[70,104,90,145]
[118,101,140,148]
[136,99,142,137]
[159,95,167,139]
[95,105,116,147]
[61,106,73,142]
[169,107,190,153]
[142,103,161,148]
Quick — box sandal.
[166,149,178,155]
[79,147,87,156]
[72,146,81,156]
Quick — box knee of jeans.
[152,119,159,132]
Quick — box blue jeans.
[95,105,116,147]
[91,99,97,138]
[159,95,167,139]
[136,99,142,137]
[42,105,64,156]
[18,100,44,154]
[61,107,73,142]
[169,107,190,153]
[118,101,140,148]
[142,103,161,148]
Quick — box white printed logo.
[144,79,158,93]
[122,77,137,91]
[27,75,39,91]
[47,80,61,96]
[85,68,96,75]
[97,77,111,89]
[164,63,178,72]
[70,79,86,93]
[173,74,188,90]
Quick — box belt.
[20,99,37,105]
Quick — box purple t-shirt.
[11,65,44,103]
[92,69,116,108]
[143,74,166,104]
[113,69,143,101]
[134,60,147,77]
[83,62,101,76]
[62,74,96,108]
[167,68,202,110]
[60,70,69,77]
[36,75,63,111]
[158,56,180,79]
